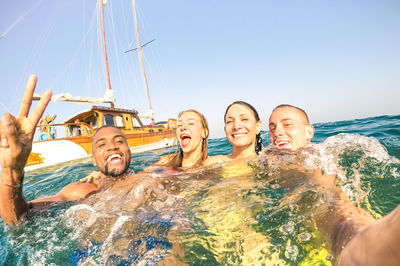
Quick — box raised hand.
[0,75,52,184]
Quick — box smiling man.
[265,104,400,265]
[268,104,314,150]
[0,75,137,225]
[91,125,132,177]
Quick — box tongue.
[181,137,191,147]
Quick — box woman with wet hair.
[81,109,209,182]
[155,109,209,169]
[204,101,263,166]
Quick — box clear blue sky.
[1,0,399,138]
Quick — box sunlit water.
[1,115,399,265]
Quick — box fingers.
[27,89,52,135]
[0,113,19,151]
[18,75,38,118]
[80,171,100,183]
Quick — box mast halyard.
[100,0,114,108]
[132,0,155,124]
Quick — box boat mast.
[100,0,114,108]
[131,0,155,124]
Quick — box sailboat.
[25,0,177,172]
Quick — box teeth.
[233,133,246,138]
[107,154,122,162]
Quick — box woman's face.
[224,104,261,150]
[177,111,206,154]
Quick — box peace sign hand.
[0,75,52,183]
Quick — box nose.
[273,123,284,137]
[179,123,187,131]
[106,141,118,151]
[231,120,242,130]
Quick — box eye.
[284,122,292,127]
[226,120,233,124]
[97,143,105,148]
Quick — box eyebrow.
[95,137,106,145]
[226,113,249,120]
[94,134,125,145]
[179,118,197,122]
[269,118,293,127]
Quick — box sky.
[0,0,399,139]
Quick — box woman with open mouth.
[155,109,209,170]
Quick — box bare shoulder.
[58,181,99,201]
[203,155,230,166]
[29,181,99,206]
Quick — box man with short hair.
[0,75,149,225]
[267,104,400,265]
[268,104,314,151]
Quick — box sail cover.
[33,90,114,105]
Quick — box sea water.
[0,115,399,265]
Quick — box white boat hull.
[25,137,177,173]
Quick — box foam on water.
[307,133,399,180]
[1,115,399,265]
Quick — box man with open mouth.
[265,104,400,265]
[268,104,314,151]
[0,75,153,225]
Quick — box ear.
[91,156,97,167]
[305,125,315,142]
[256,120,262,135]
[202,128,209,139]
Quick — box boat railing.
[36,122,94,141]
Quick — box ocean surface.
[0,115,399,265]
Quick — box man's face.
[268,107,314,151]
[91,127,131,177]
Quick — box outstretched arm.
[0,75,52,225]
[338,205,400,265]
[304,171,375,259]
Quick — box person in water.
[81,109,209,183]
[204,101,263,166]
[155,109,209,169]
[0,75,160,225]
[268,104,314,150]
[267,104,400,265]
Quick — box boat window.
[104,115,114,125]
[85,116,97,129]
[115,115,124,127]
[131,116,141,127]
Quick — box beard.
[103,160,130,178]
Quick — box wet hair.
[165,109,209,169]
[224,101,263,155]
[272,104,310,124]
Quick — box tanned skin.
[269,105,400,265]
[0,75,135,225]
